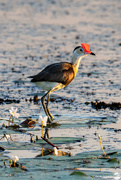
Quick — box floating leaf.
[35,137,84,144]
[106,152,117,156]
[107,158,118,163]
[70,171,88,176]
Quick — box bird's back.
[29,62,75,86]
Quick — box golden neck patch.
[72,56,82,77]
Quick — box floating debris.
[0,98,20,104]
[7,124,21,130]
[33,95,39,102]
[50,96,75,103]
[20,164,29,171]
[20,118,37,127]
[0,146,5,151]
[91,101,121,110]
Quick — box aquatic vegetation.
[91,101,121,110]
[9,107,19,126]
[9,107,20,119]
[98,135,107,156]
[10,155,19,167]
[39,115,48,127]
[0,133,13,143]
[39,115,48,137]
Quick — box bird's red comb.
[81,43,91,53]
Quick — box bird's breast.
[33,81,58,91]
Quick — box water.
[0,0,121,179]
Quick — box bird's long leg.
[44,128,49,139]
[41,90,53,139]
[46,92,54,120]
[41,89,55,138]
[45,83,64,120]
[41,90,50,117]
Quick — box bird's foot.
[47,115,54,123]
[44,128,49,139]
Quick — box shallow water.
[0,0,121,179]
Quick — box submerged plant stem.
[42,124,43,138]
[99,135,106,156]
[41,137,58,149]
[8,115,12,126]
[42,147,43,156]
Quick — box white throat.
[71,53,88,77]
[71,53,86,67]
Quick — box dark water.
[0,0,121,179]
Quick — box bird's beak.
[90,52,95,56]
[85,51,95,56]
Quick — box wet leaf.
[107,158,118,163]
[70,171,88,176]
[35,137,84,144]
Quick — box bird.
[28,43,95,121]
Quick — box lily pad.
[56,115,117,128]
[35,137,84,144]
[70,171,88,176]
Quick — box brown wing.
[29,62,74,85]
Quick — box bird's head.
[73,43,95,58]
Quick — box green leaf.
[35,137,84,144]
[70,171,88,176]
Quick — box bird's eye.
[79,48,83,52]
